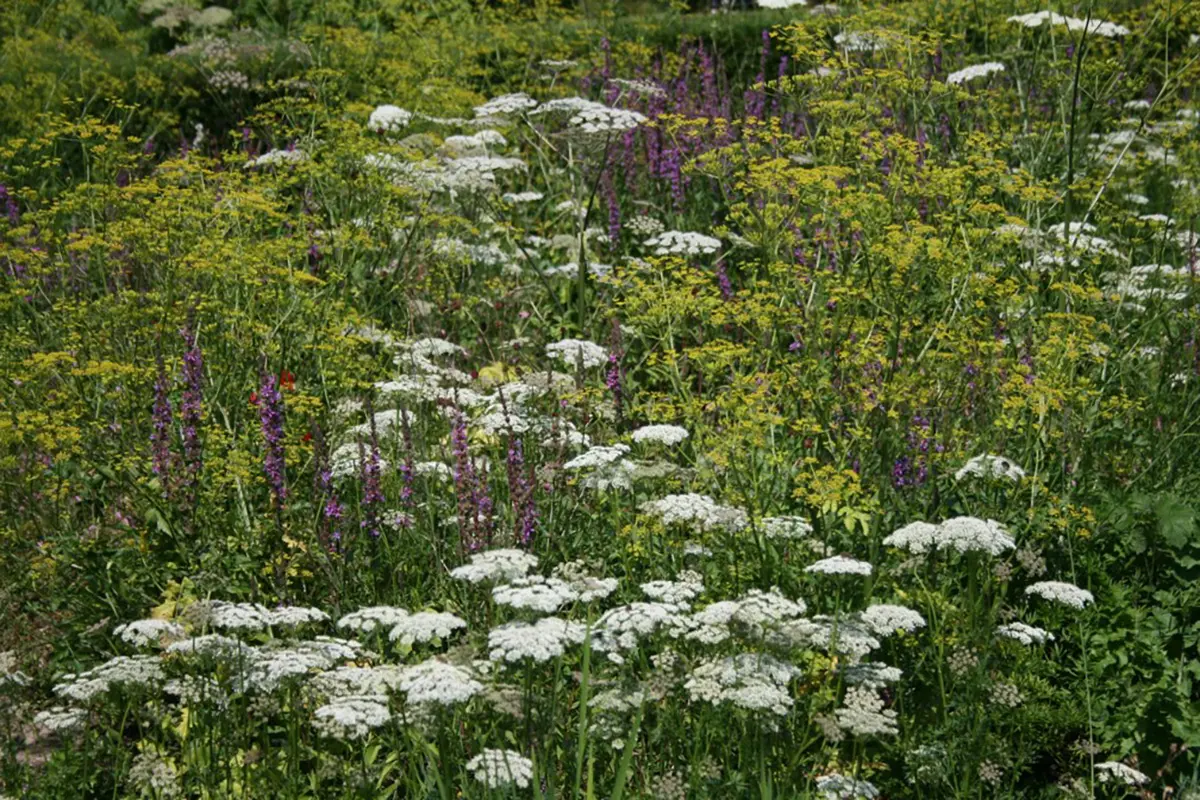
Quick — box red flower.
[249,390,260,406]
[280,370,296,391]
[301,432,313,443]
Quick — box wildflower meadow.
[2,0,1200,796]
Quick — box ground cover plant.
[2,0,1200,796]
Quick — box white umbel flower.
[644,230,721,257]
[451,549,539,583]
[1025,581,1094,609]
[835,685,898,736]
[338,606,410,634]
[954,454,1026,482]
[861,604,926,636]
[112,619,186,648]
[760,516,814,539]
[165,634,256,660]
[884,518,1015,556]
[474,93,538,118]
[563,444,630,470]
[630,424,689,445]
[398,660,483,706]
[269,606,330,628]
[493,576,578,614]
[312,665,407,698]
[641,575,704,606]
[368,105,413,132]
[387,611,467,646]
[205,601,274,633]
[1095,762,1150,786]
[545,338,608,369]
[996,622,1055,646]
[805,556,873,576]
[466,749,534,789]
[593,602,688,659]
[946,62,1005,85]
[684,653,798,716]
[816,773,881,799]
[34,706,88,734]
[54,655,165,703]
[842,662,903,689]
[313,695,391,740]
[488,618,587,663]
[568,106,647,135]
[640,493,749,532]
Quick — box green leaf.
[1154,495,1197,549]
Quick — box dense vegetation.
[2,0,1200,796]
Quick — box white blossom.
[1025,580,1094,609]
[955,454,1026,482]
[112,619,186,648]
[466,749,534,789]
[388,612,467,646]
[34,706,88,734]
[861,604,926,636]
[884,518,1015,556]
[996,622,1055,646]
[313,695,391,740]
[488,617,587,663]
[338,606,410,634]
[760,516,814,540]
[946,62,1005,85]
[842,662,903,689]
[569,106,647,135]
[835,685,897,736]
[563,444,630,470]
[312,665,407,698]
[54,656,165,703]
[805,556,873,576]
[816,774,881,799]
[269,606,330,628]
[493,576,578,614]
[546,338,608,369]
[451,549,539,583]
[685,653,798,716]
[1095,762,1150,786]
[368,104,413,132]
[474,93,538,118]
[641,575,704,607]
[640,493,749,532]
[398,659,483,706]
[630,424,689,445]
[644,230,722,257]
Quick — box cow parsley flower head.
[451,549,539,583]
[644,230,722,257]
[685,653,799,716]
[641,574,704,606]
[388,611,467,646]
[312,665,407,698]
[564,444,630,470]
[996,622,1055,645]
[882,521,939,553]
[269,606,330,628]
[368,105,413,133]
[593,602,688,660]
[1095,762,1149,786]
[886,518,1015,556]
[569,106,647,135]
[245,646,334,692]
[313,695,391,740]
[631,424,689,446]
[546,338,608,369]
[760,516,814,539]
[816,774,881,799]
[946,62,1005,85]
[474,93,538,118]
[834,31,887,52]
[164,634,255,660]
[113,619,186,648]
[861,604,926,636]
[502,190,543,204]
[493,576,578,614]
[805,556,873,576]
[398,659,483,706]
[54,655,165,703]
[338,606,411,634]
[466,749,534,789]
[127,751,181,799]
[955,454,1026,482]
[488,617,587,663]
[835,685,898,736]
[34,706,88,734]
[640,493,749,532]
[204,601,274,633]
[842,662,903,689]
[1025,581,1094,609]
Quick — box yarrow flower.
[466,749,534,789]
[996,622,1055,645]
[760,516,814,540]
[640,493,749,532]
[883,517,1015,556]
[1024,581,1094,609]
[387,611,467,646]
[546,338,608,369]
[563,444,630,470]
[451,549,539,583]
[630,424,689,445]
[112,619,186,648]
[954,454,1026,482]
[397,659,483,706]
[488,617,587,663]
[684,653,799,716]
[805,555,873,576]
[313,695,391,739]
[644,230,721,257]
[492,576,578,614]
[834,685,898,737]
[368,104,413,133]
[861,604,926,636]
[337,606,410,634]
[1095,762,1150,786]
[946,62,1005,85]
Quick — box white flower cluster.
[861,604,926,636]
[1095,762,1150,786]
[609,77,666,98]
[1007,10,1130,37]
[545,338,608,369]
[563,444,630,470]
[842,662,903,689]
[127,751,181,799]
[640,493,749,532]
[313,695,391,740]
[805,556,873,576]
[113,619,186,647]
[883,517,1015,556]
[34,706,88,734]
[474,92,538,118]
[685,653,798,716]
[451,549,539,583]
[248,148,307,168]
[996,622,1054,646]
[312,665,407,698]
[593,602,688,661]
[686,588,806,644]
[785,616,881,662]
[493,576,578,613]
[835,685,898,737]
[368,104,413,132]
[502,190,544,204]
[954,454,1026,482]
[1024,580,1094,609]
[54,655,165,702]
[569,106,648,135]
[337,606,410,634]
[466,749,534,789]
[641,572,704,607]
[946,62,1005,85]
[760,516,814,540]
[644,230,722,257]
[488,618,587,663]
[630,424,689,446]
[834,31,887,52]
[269,606,331,628]
[397,659,483,706]
[387,611,467,646]
[626,215,665,237]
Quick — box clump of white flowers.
[593,602,688,661]
[1095,762,1150,786]
[1025,581,1094,609]
[545,338,608,369]
[127,751,181,799]
[269,606,330,628]
[644,230,722,257]
[759,516,814,540]
[387,611,467,646]
[34,706,88,734]
[492,576,578,614]
[474,93,538,118]
[112,619,186,648]
[996,622,1055,646]
[1007,10,1129,37]
[630,424,689,446]
[368,104,413,133]
[816,773,881,799]
[685,653,799,716]
[397,659,483,706]
[569,106,647,135]
[805,556,873,576]
[337,606,410,634]
[488,618,587,663]
[835,685,898,736]
[54,655,165,703]
[954,454,1026,482]
[466,749,534,789]
[641,572,704,607]
[946,62,1005,85]
[563,444,630,471]
[883,517,1015,556]
[451,549,539,583]
[842,662,903,689]
[640,493,749,532]
[861,604,926,636]
[313,695,391,740]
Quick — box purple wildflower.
[179,326,204,491]
[151,354,175,486]
[259,370,287,505]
